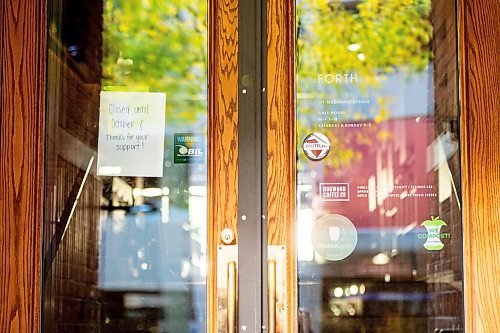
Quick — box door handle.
[268,259,277,333]
[227,261,237,333]
[217,245,237,332]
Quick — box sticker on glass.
[418,216,450,251]
[302,132,330,161]
[97,91,166,177]
[174,133,205,164]
[311,214,358,261]
[320,183,350,201]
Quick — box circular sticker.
[311,214,358,261]
[302,133,330,161]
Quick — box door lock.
[221,228,235,245]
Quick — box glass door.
[42,1,214,332]
[292,0,464,332]
[41,0,464,332]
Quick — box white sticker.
[97,91,166,177]
[320,183,350,201]
[311,214,358,261]
[302,133,330,161]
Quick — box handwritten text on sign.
[97,91,166,177]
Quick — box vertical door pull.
[227,261,237,333]
[268,259,277,333]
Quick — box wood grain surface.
[208,0,238,331]
[0,1,46,332]
[0,0,499,332]
[0,0,3,104]
[266,0,296,331]
[459,0,500,332]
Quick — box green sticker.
[174,133,205,164]
[419,216,450,251]
[311,214,358,261]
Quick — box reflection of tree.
[102,0,208,123]
[297,0,432,169]
[298,0,432,86]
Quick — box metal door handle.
[268,259,277,333]
[227,261,237,333]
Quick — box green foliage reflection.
[297,0,432,89]
[102,0,208,123]
[297,0,433,169]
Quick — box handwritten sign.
[97,91,166,177]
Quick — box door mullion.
[238,0,265,331]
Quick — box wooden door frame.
[0,1,47,332]
[0,0,499,332]
[266,0,296,331]
[207,0,239,331]
[459,0,500,331]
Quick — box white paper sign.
[97,91,166,177]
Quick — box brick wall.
[419,0,464,331]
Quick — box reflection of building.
[427,0,463,329]
[298,117,445,332]
[299,116,462,332]
[42,1,103,332]
[317,117,437,229]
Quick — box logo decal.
[302,133,330,161]
[311,214,358,261]
[418,216,450,251]
[320,183,350,201]
[174,133,205,164]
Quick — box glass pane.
[296,0,463,332]
[42,1,208,332]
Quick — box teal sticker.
[311,214,358,261]
[174,133,205,164]
[419,216,450,251]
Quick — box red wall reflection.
[309,117,438,229]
